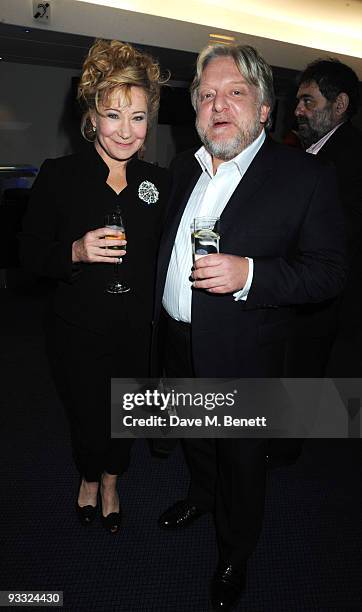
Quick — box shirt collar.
[306,121,345,155]
[195,129,266,178]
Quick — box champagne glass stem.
[104,212,130,293]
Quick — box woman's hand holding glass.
[72,228,127,264]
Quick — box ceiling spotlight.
[209,33,235,42]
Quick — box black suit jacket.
[318,121,362,241]
[291,121,362,343]
[154,136,346,376]
[317,121,362,299]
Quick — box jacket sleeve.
[245,164,347,308]
[19,159,77,282]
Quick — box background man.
[288,58,362,376]
[153,44,346,611]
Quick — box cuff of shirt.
[233,257,254,302]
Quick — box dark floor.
[1,286,361,611]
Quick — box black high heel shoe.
[100,486,121,534]
[76,502,97,525]
[76,478,98,525]
[101,509,122,534]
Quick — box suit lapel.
[160,155,201,256]
[155,154,201,311]
[219,137,274,235]
[315,122,359,172]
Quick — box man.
[288,58,362,376]
[153,45,346,611]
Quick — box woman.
[20,40,169,533]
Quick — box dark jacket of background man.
[288,58,362,376]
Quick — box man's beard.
[196,112,262,161]
[297,103,335,148]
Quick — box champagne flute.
[104,212,130,294]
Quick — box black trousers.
[162,309,267,564]
[47,313,150,481]
[278,330,335,463]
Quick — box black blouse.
[20,146,170,333]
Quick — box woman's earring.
[92,126,96,133]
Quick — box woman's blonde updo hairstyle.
[78,39,165,141]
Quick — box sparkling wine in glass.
[192,217,220,263]
[104,212,130,294]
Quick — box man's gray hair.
[190,44,275,128]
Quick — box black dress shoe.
[210,562,247,611]
[158,499,205,529]
[101,510,122,534]
[76,503,97,525]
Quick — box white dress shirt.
[163,130,266,323]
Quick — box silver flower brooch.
[138,180,159,205]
